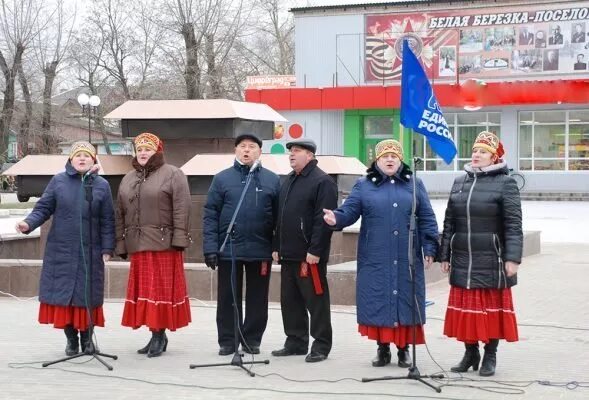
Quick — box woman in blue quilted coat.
[15,141,115,356]
[323,139,438,368]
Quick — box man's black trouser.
[216,260,271,349]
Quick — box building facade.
[246,0,589,193]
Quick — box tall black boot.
[147,330,168,358]
[397,345,412,368]
[80,330,95,354]
[371,342,391,367]
[64,326,79,356]
[451,343,481,372]
[479,339,498,377]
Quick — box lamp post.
[77,93,101,144]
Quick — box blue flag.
[400,40,457,164]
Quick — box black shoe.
[147,330,168,358]
[451,343,481,373]
[64,326,79,356]
[137,337,153,354]
[271,347,307,357]
[397,346,412,368]
[372,343,391,367]
[218,346,235,356]
[305,352,328,363]
[242,345,260,354]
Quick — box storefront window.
[518,110,589,171]
[414,112,500,171]
[364,116,393,138]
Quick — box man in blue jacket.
[203,133,280,356]
[271,139,338,363]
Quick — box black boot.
[147,330,168,358]
[80,330,95,354]
[479,339,498,377]
[137,335,153,354]
[451,343,481,372]
[371,342,391,367]
[397,345,412,368]
[64,326,79,356]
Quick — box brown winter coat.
[115,153,191,256]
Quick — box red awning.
[245,80,589,110]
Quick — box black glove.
[204,253,218,270]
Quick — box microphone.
[249,159,261,173]
[84,164,100,178]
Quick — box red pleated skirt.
[358,324,425,348]
[121,250,192,331]
[444,286,518,344]
[38,303,104,330]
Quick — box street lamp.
[77,93,101,143]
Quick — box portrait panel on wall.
[543,49,559,71]
[485,27,516,51]
[439,46,457,76]
[535,30,547,48]
[459,55,482,75]
[572,22,586,44]
[519,25,535,46]
[459,29,483,52]
[548,23,564,46]
[511,49,542,72]
[483,57,509,71]
[573,52,588,71]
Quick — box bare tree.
[68,28,114,154]
[88,0,137,100]
[161,0,249,99]
[0,0,43,159]
[132,0,166,97]
[237,0,294,76]
[34,0,76,154]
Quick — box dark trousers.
[280,261,332,356]
[216,260,271,348]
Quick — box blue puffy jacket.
[203,160,280,261]
[24,161,115,307]
[332,162,439,327]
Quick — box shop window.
[413,112,500,171]
[518,110,588,171]
[364,116,393,138]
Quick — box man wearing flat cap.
[271,138,338,363]
[203,133,280,356]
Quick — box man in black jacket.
[271,138,338,363]
[203,133,280,356]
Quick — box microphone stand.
[190,162,269,376]
[362,157,443,392]
[43,173,118,370]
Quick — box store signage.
[365,1,589,82]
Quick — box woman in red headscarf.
[439,131,522,377]
[116,132,192,357]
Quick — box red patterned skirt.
[359,324,425,348]
[121,250,192,331]
[39,303,104,331]
[444,286,518,344]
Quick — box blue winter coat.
[332,163,439,327]
[24,162,115,307]
[203,160,280,261]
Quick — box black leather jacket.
[439,162,523,289]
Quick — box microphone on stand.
[249,159,261,174]
[84,164,101,179]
